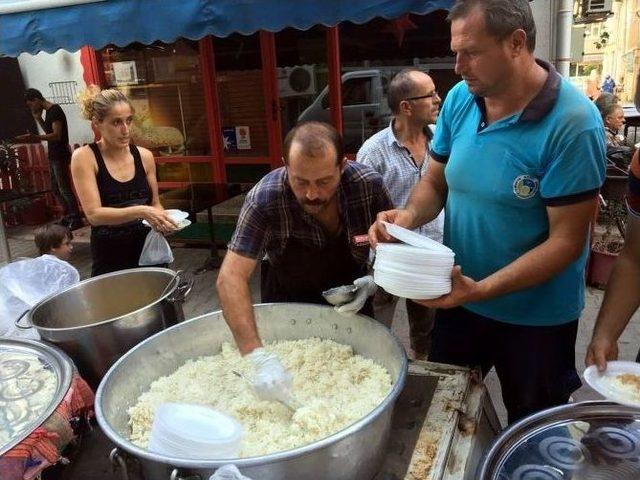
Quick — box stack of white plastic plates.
[148,403,243,459]
[373,222,455,300]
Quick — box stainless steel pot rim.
[95,303,408,468]
[477,400,640,478]
[0,338,74,456]
[28,267,179,333]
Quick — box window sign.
[223,127,237,151]
[112,61,138,86]
[236,126,251,150]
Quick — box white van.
[298,69,392,152]
[298,64,456,151]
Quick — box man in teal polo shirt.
[370,0,606,423]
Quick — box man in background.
[357,69,444,359]
[602,74,616,95]
[17,89,82,230]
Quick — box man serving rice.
[216,122,392,406]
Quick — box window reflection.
[214,33,269,158]
[100,39,210,157]
[275,26,329,141]
[338,11,459,153]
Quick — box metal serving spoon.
[232,370,302,412]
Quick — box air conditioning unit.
[582,0,613,16]
[278,65,316,98]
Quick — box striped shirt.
[356,121,445,243]
[228,161,392,266]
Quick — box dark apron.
[260,230,373,317]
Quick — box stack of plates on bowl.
[148,403,243,459]
[373,222,455,300]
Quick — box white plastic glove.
[335,275,377,316]
[247,348,293,403]
[209,464,253,480]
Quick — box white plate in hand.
[165,209,189,222]
[382,221,453,253]
[583,361,640,407]
[143,219,192,232]
[142,209,189,227]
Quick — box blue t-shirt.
[431,61,606,326]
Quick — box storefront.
[1,0,457,188]
[77,17,458,189]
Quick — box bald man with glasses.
[357,68,444,359]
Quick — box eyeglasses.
[405,91,439,101]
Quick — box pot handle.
[160,272,182,299]
[170,469,201,480]
[167,274,194,304]
[14,309,33,330]
[109,448,130,480]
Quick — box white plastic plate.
[584,361,640,408]
[382,221,453,253]
[165,209,189,222]
[143,219,191,232]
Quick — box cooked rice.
[128,338,392,457]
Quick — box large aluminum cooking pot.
[96,303,407,480]
[15,268,192,388]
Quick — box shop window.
[275,26,330,141]
[343,77,373,105]
[226,164,271,183]
[156,162,213,183]
[99,39,210,157]
[214,34,269,158]
[339,11,459,153]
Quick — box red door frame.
[326,26,343,136]
[80,46,105,86]
[199,37,227,183]
[260,31,284,170]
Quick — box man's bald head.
[282,121,344,166]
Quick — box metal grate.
[48,81,78,105]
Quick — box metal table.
[376,361,501,480]
[0,189,50,264]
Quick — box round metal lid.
[0,338,73,456]
[478,401,640,480]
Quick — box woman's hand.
[142,206,178,234]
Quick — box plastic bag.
[0,255,80,339]
[209,465,253,480]
[139,230,174,266]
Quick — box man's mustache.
[302,199,325,206]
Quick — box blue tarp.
[0,0,454,57]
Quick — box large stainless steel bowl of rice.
[96,303,407,480]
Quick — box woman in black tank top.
[71,88,177,276]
